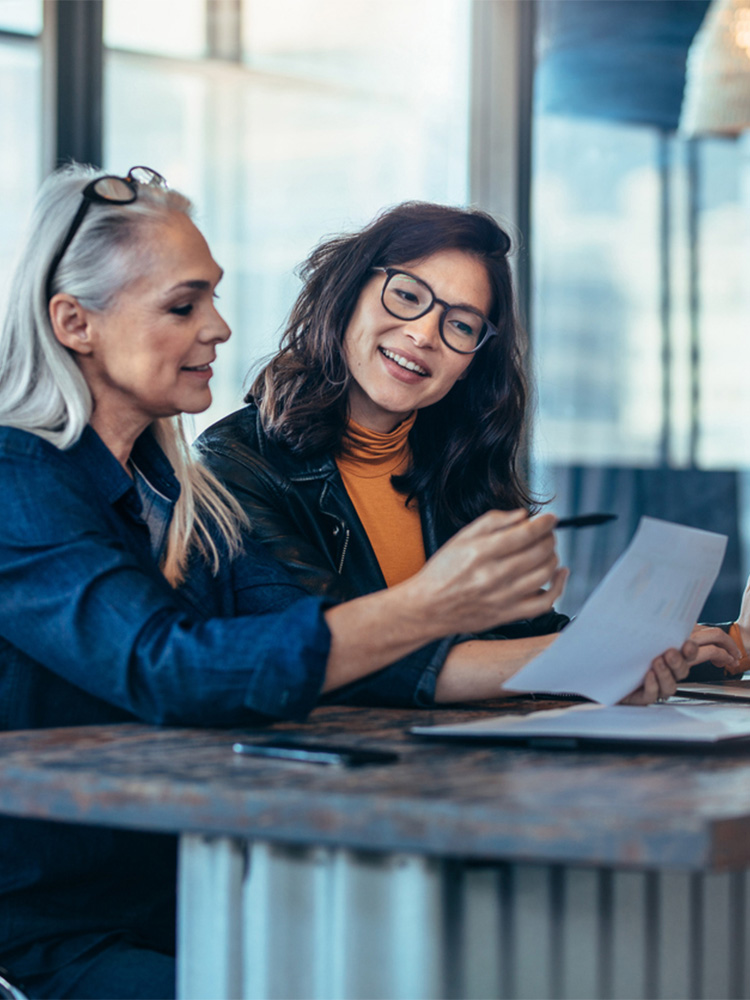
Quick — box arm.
[0,445,330,726]
[322,509,566,693]
[1,440,564,724]
[200,416,573,706]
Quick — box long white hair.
[0,162,246,585]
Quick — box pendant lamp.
[679,0,750,136]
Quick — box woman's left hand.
[620,641,697,705]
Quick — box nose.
[402,309,441,349]
[200,305,231,345]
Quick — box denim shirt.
[0,424,334,731]
[0,423,334,972]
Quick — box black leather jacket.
[197,402,570,705]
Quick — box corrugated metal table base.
[178,835,750,1000]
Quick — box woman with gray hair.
[0,163,569,998]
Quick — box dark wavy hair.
[249,201,534,534]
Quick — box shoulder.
[0,427,107,544]
[196,402,274,472]
[0,426,64,461]
[198,402,263,454]
[197,403,334,485]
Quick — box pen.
[555,513,617,530]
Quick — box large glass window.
[103,0,470,435]
[530,0,748,619]
[0,2,42,319]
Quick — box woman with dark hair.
[199,202,730,702]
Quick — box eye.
[170,303,193,317]
[449,318,476,337]
[394,287,420,305]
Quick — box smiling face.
[55,211,230,460]
[342,248,493,432]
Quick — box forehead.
[139,212,214,268]
[395,249,492,314]
[117,212,220,296]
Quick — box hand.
[620,641,696,705]
[407,510,567,636]
[736,573,750,659]
[687,623,743,673]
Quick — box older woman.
[199,201,736,702]
[0,167,568,999]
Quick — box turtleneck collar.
[339,412,417,477]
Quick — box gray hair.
[0,163,246,585]
[0,162,192,447]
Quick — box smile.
[379,347,429,377]
[181,364,211,372]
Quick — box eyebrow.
[165,270,224,295]
[404,270,487,314]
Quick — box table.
[2,701,750,999]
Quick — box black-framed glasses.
[45,166,167,302]
[373,266,499,354]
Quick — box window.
[530,0,748,618]
[0,2,42,319]
[103,0,471,435]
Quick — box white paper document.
[411,703,750,746]
[505,517,727,705]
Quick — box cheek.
[443,356,473,389]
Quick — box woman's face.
[342,248,492,433]
[72,212,230,440]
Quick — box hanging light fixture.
[679,0,750,136]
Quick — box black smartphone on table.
[232,738,399,767]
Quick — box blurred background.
[2,0,749,620]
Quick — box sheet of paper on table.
[504,516,727,706]
[411,703,750,746]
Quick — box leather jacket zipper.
[336,527,350,574]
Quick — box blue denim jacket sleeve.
[0,429,330,726]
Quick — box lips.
[181,358,214,372]
[379,346,430,377]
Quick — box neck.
[347,391,414,434]
[89,410,151,472]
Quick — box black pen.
[555,513,617,530]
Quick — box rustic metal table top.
[1,700,750,871]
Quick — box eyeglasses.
[373,266,498,354]
[45,166,167,303]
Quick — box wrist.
[729,622,750,675]
[387,575,446,645]
[736,621,750,658]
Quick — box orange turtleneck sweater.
[335,414,427,587]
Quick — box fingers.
[546,567,569,605]
[620,669,658,706]
[466,510,557,559]
[687,625,742,670]
[415,509,565,634]
[497,567,570,624]
[662,646,691,682]
[621,647,688,706]
[650,651,681,697]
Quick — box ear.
[49,293,94,356]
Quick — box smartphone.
[232,738,399,767]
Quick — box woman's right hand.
[405,509,567,635]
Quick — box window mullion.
[42,0,103,173]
